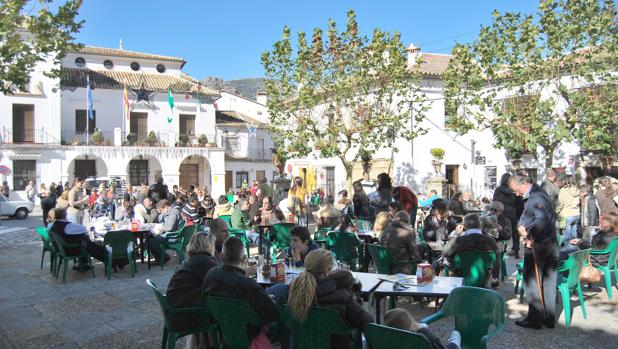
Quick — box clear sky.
[74,0,540,81]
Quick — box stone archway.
[125,155,162,186]
[178,155,212,192]
[66,154,108,183]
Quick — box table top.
[357,231,376,239]
[427,241,445,251]
[374,276,463,297]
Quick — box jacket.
[213,203,233,218]
[353,194,371,219]
[541,179,559,205]
[519,184,557,244]
[166,253,219,332]
[231,207,252,230]
[442,231,499,263]
[369,188,392,213]
[580,194,599,227]
[492,185,518,226]
[394,186,418,226]
[555,186,580,219]
[202,264,279,339]
[595,189,618,215]
[161,206,183,233]
[379,218,420,269]
[147,183,169,204]
[421,215,457,242]
[67,187,86,216]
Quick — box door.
[256,170,266,183]
[74,160,96,180]
[225,170,233,192]
[179,164,199,189]
[325,166,335,197]
[12,104,34,143]
[179,114,195,137]
[130,112,148,141]
[445,165,460,198]
[129,160,149,186]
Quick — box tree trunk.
[340,156,354,193]
[544,146,554,169]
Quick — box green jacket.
[231,207,252,230]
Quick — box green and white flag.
[167,87,174,124]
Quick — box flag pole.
[86,75,90,146]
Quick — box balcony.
[0,128,60,145]
[60,130,219,148]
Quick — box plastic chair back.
[271,223,295,250]
[219,215,232,228]
[599,237,618,269]
[364,323,433,349]
[424,286,505,349]
[356,219,373,232]
[326,231,362,270]
[452,251,496,287]
[560,249,590,289]
[35,226,51,248]
[181,224,198,252]
[103,230,135,259]
[367,244,395,274]
[204,295,263,349]
[280,305,353,349]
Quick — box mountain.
[201,77,265,101]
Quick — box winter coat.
[492,185,519,228]
[379,218,420,271]
[580,194,599,227]
[555,186,580,220]
[541,179,559,206]
[596,189,618,215]
[442,232,499,265]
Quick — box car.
[84,176,125,197]
[0,193,34,219]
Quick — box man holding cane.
[509,174,558,330]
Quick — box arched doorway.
[178,155,211,191]
[67,154,108,183]
[126,155,162,186]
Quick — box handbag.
[579,255,601,284]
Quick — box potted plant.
[430,148,445,175]
[146,131,158,146]
[198,134,208,147]
[360,149,372,174]
[178,134,189,147]
[126,133,137,146]
[91,129,104,145]
[70,137,82,146]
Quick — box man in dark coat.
[379,211,420,273]
[493,173,521,258]
[147,177,169,204]
[509,174,558,330]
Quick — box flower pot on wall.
[432,159,443,176]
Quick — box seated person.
[115,199,134,221]
[482,201,512,287]
[335,189,353,215]
[253,196,285,226]
[313,195,342,229]
[422,199,457,242]
[561,211,618,263]
[379,211,420,273]
[181,196,201,225]
[267,249,373,348]
[48,207,108,268]
[133,197,158,224]
[231,198,253,230]
[213,195,233,218]
[149,199,184,265]
[389,201,404,218]
[373,212,391,239]
[202,237,278,341]
[442,213,499,276]
[286,226,319,267]
[201,195,216,218]
[384,308,461,349]
[332,214,357,233]
[210,218,230,264]
[166,232,218,346]
[248,195,261,224]
[172,194,186,210]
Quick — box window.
[75,57,86,67]
[222,136,239,152]
[179,114,195,136]
[75,110,96,134]
[129,160,149,186]
[13,160,36,190]
[236,171,249,188]
[103,60,114,69]
[256,170,266,182]
[256,138,265,159]
[130,62,140,71]
[156,64,166,73]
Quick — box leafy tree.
[0,0,83,95]
[262,10,427,186]
[443,0,618,168]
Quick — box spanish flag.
[123,85,130,120]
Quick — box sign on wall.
[484,166,497,190]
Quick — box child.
[383,308,461,349]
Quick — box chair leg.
[41,250,45,269]
[576,282,586,320]
[601,267,612,300]
[62,258,69,283]
[501,255,507,282]
[106,254,112,280]
[89,257,95,278]
[161,327,168,349]
[559,286,571,328]
[166,332,179,349]
[519,280,524,303]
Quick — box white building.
[0,45,274,200]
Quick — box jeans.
[562,216,580,241]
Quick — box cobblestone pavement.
[0,216,616,348]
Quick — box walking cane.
[530,240,546,316]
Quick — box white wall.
[217,91,269,123]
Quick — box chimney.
[256,91,267,105]
[407,43,421,68]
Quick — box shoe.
[515,319,542,330]
[544,318,556,329]
[152,254,171,266]
[491,279,500,288]
[506,250,520,259]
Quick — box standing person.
[39,183,48,198]
[579,184,599,228]
[509,174,558,330]
[1,181,10,198]
[393,186,419,227]
[67,178,88,224]
[595,177,618,220]
[148,177,169,205]
[352,180,371,220]
[288,176,307,226]
[541,169,560,206]
[368,173,393,214]
[25,180,37,203]
[259,177,272,202]
[335,189,353,215]
[360,171,376,195]
[448,192,465,223]
[419,190,440,208]
[555,175,580,242]
[494,173,521,258]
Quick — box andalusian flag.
[167,87,174,124]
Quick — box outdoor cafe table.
[373,275,463,323]
[91,223,154,269]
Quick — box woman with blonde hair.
[373,211,391,238]
[55,190,70,209]
[285,249,373,347]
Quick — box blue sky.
[75,1,540,80]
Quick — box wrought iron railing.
[0,127,61,145]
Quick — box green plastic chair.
[446,251,496,287]
[219,215,232,228]
[364,323,432,349]
[589,237,618,300]
[158,221,187,269]
[313,228,330,248]
[557,248,590,328]
[204,295,263,349]
[49,231,96,283]
[147,279,219,349]
[229,228,251,258]
[514,260,525,302]
[367,244,417,275]
[280,305,356,349]
[103,230,137,280]
[326,231,364,271]
[270,222,295,250]
[421,286,505,349]
[35,226,57,273]
[355,219,373,232]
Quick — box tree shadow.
[394,161,420,190]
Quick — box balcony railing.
[0,127,61,145]
[60,130,219,148]
[225,147,272,160]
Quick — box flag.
[86,75,94,120]
[196,83,202,118]
[123,85,130,120]
[167,87,174,124]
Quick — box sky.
[74,0,540,81]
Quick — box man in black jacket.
[148,177,169,204]
[509,174,558,330]
[493,173,521,258]
[202,237,278,339]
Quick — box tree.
[443,0,618,168]
[0,0,83,95]
[262,10,427,187]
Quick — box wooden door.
[12,104,34,143]
[225,170,233,192]
[179,164,199,189]
[130,112,148,141]
[129,160,149,186]
[74,160,96,180]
